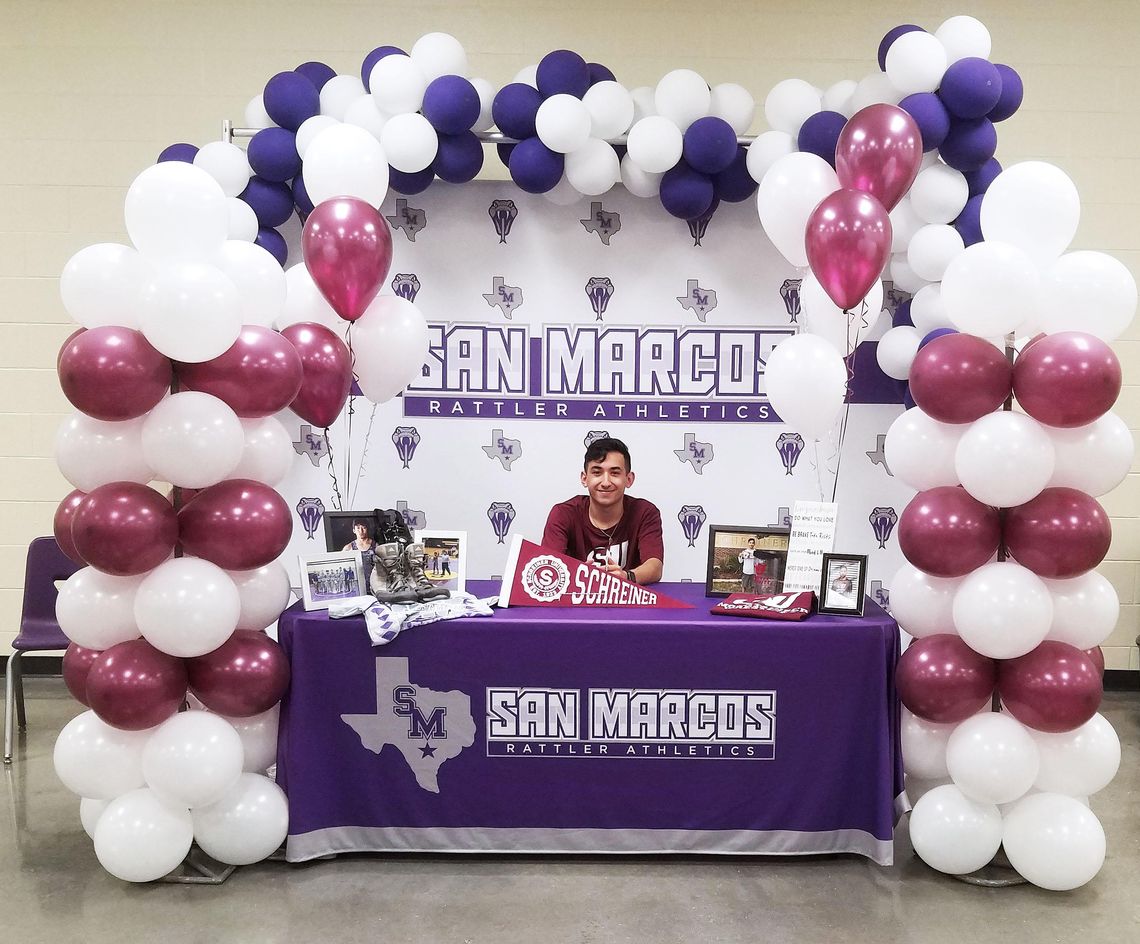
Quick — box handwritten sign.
[782,501,838,593]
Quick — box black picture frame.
[818,553,869,616]
[323,510,382,590]
[705,525,791,598]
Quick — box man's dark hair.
[583,437,631,471]
[351,519,373,534]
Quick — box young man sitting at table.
[542,437,664,586]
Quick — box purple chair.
[5,537,79,764]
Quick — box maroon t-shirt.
[541,496,664,569]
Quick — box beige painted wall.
[2,0,1138,667]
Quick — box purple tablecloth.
[276,581,904,864]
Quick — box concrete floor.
[3,679,1138,944]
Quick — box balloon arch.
[49,14,1131,888]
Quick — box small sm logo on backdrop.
[580,202,621,244]
[483,276,524,319]
[676,280,718,322]
[489,199,518,243]
[869,507,898,549]
[487,502,517,544]
[396,500,426,532]
[776,433,804,475]
[674,433,713,473]
[678,505,708,547]
[386,199,426,241]
[521,555,572,602]
[296,498,325,540]
[483,428,522,470]
[392,427,421,468]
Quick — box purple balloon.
[964,157,1002,196]
[989,64,1023,122]
[897,635,996,724]
[493,83,543,140]
[87,640,188,731]
[953,193,984,246]
[58,326,171,421]
[878,24,924,70]
[361,45,407,92]
[433,131,484,183]
[660,162,715,221]
[508,137,564,193]
[178,479,293,571]
[898,486,1002,578]
[247,128,301,183]
[157,142,198,163]
[712,148,757,203]
[495,142,516,168]
[797,110,847,166]
[587,62,616,86]
[938,117,997,172]
[241,176,295,228]
[919,328,958,349]
[262,71,319,131]
[187,630,290,718]
[683,116,738,175]
[291,174,314,216]
[255,227,288,266]
[892,299,914,328]
[72,483,179,577]
[537,49,590,98]
[998,642,1102,734]
[898,93,951,152]
[295,61,336,91]
[422,75,481,135]
[389,166,435,195]
[938,58,1003,119]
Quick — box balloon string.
[345,324,357,507]
[811,438,825,502]
[324,428,344,512]
[350,402,378,507]
[829,300,870,504]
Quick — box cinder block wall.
[2,0,1137,669]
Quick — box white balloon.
[620,154,662,198]
[469,77,495,132]
[709,83,755,135]
[953,562,1053,660]
[54,710,149,799]
[380,112,438,172]
[535,94,592,154]
[80,797,111,839]
[56,567,145,650]
[1002,792,1106,891]
[353,295,431,404]
[244,94,273,129]
[94,788,194,883]
[764,78,820,136]
[139,261,242,363]
[800,276,883,355]
[1044,572,1120,650]
[410,32,468,81]
[877,326,921,380]
[60,243,151,329]
[821,79,857,117]
[219,705,280,772]
[888,563,963,638]
[124,162,229,261]
[955,412,1054,507]
[55,413,153,492]
[1040,250,1138,341]
[191,773,288,865]
[885,409,963,491]
[910,163,969,224]
[303,123,389,208]
[907,224,964,282]
[909,784,1002,875]
[142,711,244,809]
[193,141,252,199]
[369,54,427,115]
[227,562,292,632]
[343,94,388,139]
[626,116,684,174]
[565,139,620,196]
[888,196,924,254]
[513,64,538,88]
[630,86,656,122]
[902,708,956,779]
[935,15,993,65]
[849,71,902,113]
[654,69,711,131]
[135,558,240,658]
[942,240,1040,337]
[909,284,953,335]
[888,253,929,295]
[765,334,847,441]
[946,712,1039,805]
[296,114,339,158]
[213,240,286,327]
[226,197,259,242]
[230,416,293,487]
[583,81,635,141]
[543,175,583,206]
[1048,412,1133,497]
[141,392,244,489]
[745,131,795,184]
[886,31,948,95]
[277,263,341,334]
[1032,714,1121,797]
[756,152,839,267]
[981,162,1080,265]
[320,75,367,121]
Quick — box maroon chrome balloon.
[898,486,1001,578]
[897,634,997,723]
[908,333,1013,424]
[301,197,394,321]
[174,325,303,418]
[53,489,89,565]
[1085,646,1105,676]
[805,189,893,310]
[70,482,178,577]
[186,630,290,717]
[834,104,923,211]
[86,639,188,731]
[998,641,1102,733]
[57,326,172,421]
[178,478,292,570]
[1012,331,1121,428]
[62,642,103,706]
[280,322,353,428]
[1004,487,1111,579]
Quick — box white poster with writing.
[782,501,839,593]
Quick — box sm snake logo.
[392,686,447,740]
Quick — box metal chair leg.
[14,658,25,729]
[4,651,19,765]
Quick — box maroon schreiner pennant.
[497,535,692,609]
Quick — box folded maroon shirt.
[710,591,816,621]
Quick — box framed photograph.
[818,553,869,616]
[323,510,381,589]
[705,525,791,598]
[299,550,367,611]
[416,530,467,595]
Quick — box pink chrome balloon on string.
[834,104,923,211]
[805,189,893,310]
[280,322,353,428]
[175,326,303,418]
[301,196,394,322]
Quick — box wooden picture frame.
[705,525,791,598]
